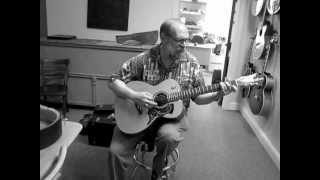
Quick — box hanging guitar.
[241,36,256,98]
[249,33,279,116]
[267,0,280,15]
[252,20,274,61]
[251,0,265,17]
[251,0,276,61]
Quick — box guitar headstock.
[235,73,264,87]
[267,0,280,15]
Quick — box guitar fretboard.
[167,80,237,102]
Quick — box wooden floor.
[59,71,280,180]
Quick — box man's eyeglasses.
[169,36,190,45]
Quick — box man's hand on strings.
[131,91,157,108]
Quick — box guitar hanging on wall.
[249,33,279,116]
[267,0,280,15]
[251,0,277,61]
[251,0,265,17]
[252,20,274,61]
[247,0,280,116]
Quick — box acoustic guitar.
[252,21,273,61]
[249,33,279,116]
[251,0,265,16]
[114,74,264,134]
[248,72,275,116]
[267,0,280,15]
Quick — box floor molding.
[222,102,240,111]
[40,101,94,110]
[240,107,280,170]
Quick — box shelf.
[180,10,204,16]
[186,25,202,30]
[180,0,207,5]
[179,0,207,35]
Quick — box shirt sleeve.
[113,53,145,83]
[191,62,206,88]
[190,61,206,101]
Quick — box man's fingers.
[232,85,238,91]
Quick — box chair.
[131,141,180,180]
[40,58,70,117]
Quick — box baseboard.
[240,107,280,170]
[68,100,95,108]
[68,104,94,110]
[222,102,240,110]
[40,99,115,110]
[40,100,95,110]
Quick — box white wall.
[204,0,233,39]
[221,0,280,170]
[46,0,179,41]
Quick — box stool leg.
[160,148,179,179]
[170,153,176,173]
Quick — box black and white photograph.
[40,0,280,179]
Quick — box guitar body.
[252,23,268,60]
[248,73,275,116]
[114,79,184,134]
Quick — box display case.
[179,0,207,36]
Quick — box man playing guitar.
[107,19,237,180]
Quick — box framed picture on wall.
[87,0,130,31]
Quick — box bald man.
[107,19,236,180]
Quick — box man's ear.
[160,32,168,44]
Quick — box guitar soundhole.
[154,92,168,107]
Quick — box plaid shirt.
[115,44,205,108]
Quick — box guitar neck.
[167,80,237,103]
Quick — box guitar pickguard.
[146,104,174,125]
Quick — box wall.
[40,44,142,106]
[221,0,280,170]
[40,0,47,37]
[204,0,233,39]
[46,0,179,41]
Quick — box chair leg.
[62,96,67,118]
[43,96,47,104]
[65,95,69,112]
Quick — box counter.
[40,121,82,180]
[40,37,153,53]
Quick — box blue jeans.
[107,116,189,180]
